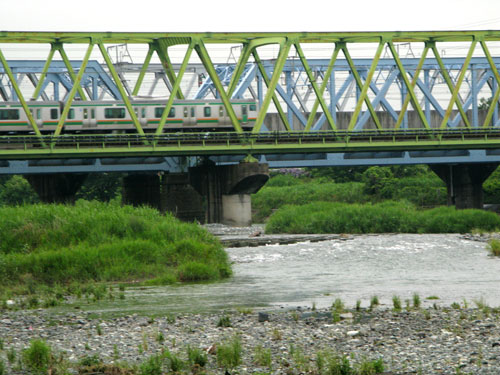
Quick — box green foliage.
[307,166,369,183]
[0,176,39,206]
[0,359,4,375]
[217,315,232,328]
[22,339,51,375]
[0,202,231,292]
[253,345,272,368]
[187,345,207,369]
[217,335,242,370]
[164,350,185,373]
[265,174,306,187]
[253,181,367,222]
[265,201,500,234]
[75,173,123,202]
[413,293,421,309]
[487,238,500,256]
[392,296,402,312]
[484,166,500,204]
[315,350,384,375]
[139,354,163,375]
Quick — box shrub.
[253,345,272,368]
[187,345,207,369]
[487,239,500,256]
[139,354,163,375]
[217,335,242,370]
[22,339,51,375]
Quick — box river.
[70,234,500,316]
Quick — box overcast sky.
[2,0,500,32]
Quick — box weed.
[7,348,16,363]
[0,360,4,375]
[139,354,163,375]
[156,331,164,344]
[78,354,102,367]
[423,310,431,320]
[0,338,3,350]
[236,307,253,314]
[370,295,379,310]
[22,339,51,375]
[413,293,421,309]
[113,344,119,361]
[426,295,440,300]
[291,310,299,322]
[332,298,344,313]
[164,350,185,373]
[451,302,461,310]
[217,315,232,328]
[392,296,402,312]
[290,345,310,373]
[312,301,317,311]
[166,314,176,324]
[187,345,207,369]
[96,324,102,336]
[254,345,272,368]
[271,328,282,341]
[487,238,500,256]
[356,299,361,312]
[119,293,125,300]
[357,357,385,374]
[217,335,242,370]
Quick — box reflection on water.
[69,234,500,315]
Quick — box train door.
[184,106,195,126]
[218,105,229,126]
[241,105,248,124]
[82,108,90,127]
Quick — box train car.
[0,99,258,133]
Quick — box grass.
[0,202,231,297]
[265,201,500,234]
[392,296,402,312]
[487,238,500,256]
[22,339,51,375]
[217,335,242,370]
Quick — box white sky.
[1,0,500,32]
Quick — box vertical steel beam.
[97,42,145,137]
[471,65,478,127]
[194,39,243,133]
[156,41,195,135]
[0,48,43,139]
[344,41,384,131]
[53,43,94,138]
[252,40,291,133]
[252,49,291,131]
[54,43,88,101]
[31,44,57,100]
[132,44,155,96]
[480,41,500,128]
[439,40,477,129]
[395,45,429,129]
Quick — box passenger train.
[0,99,258,133]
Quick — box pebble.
[1,307,499,374]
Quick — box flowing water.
[71,234,500,316]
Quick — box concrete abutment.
[26,173,88,203]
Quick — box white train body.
[0,99,258,132]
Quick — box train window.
[250,104,257,111]
[91,109,95,119]
[104,108,126,119]
[134,108,138,116]
[141,108,146,118]
[204,106,211,117]
[219,106,224,117]
[242,105,248,116]
[168,108,175,118]
[0,109,19,120]
[83,109,88,119]
[50,109,58,119]
[191,107,195,117]
[68,109,75,120]
[36,109,41,119]
[154,107,164,118]
[183,107,188,117]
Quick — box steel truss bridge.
[2,31,500,173]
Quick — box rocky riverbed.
[1,305,500,374]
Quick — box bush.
[22,339,51,375]
[265,201,500,234]
[217,335,242,370]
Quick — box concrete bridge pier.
[430,164,498,209]
[189,161,269,226]
[26,173,88,203]
[161,173,205,222]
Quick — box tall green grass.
[252,182,367,222]
[0,201,231,290]
[265,201,500,234]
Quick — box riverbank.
[1,306,499,374]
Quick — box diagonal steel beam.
[252,49,292,131]
[31,44,57,100]
[132,44,154,96]
[440,39,477,129]
[155,39,184,100]
[395,45,430,129]
[97,42,145,138]
[194,39,243,133]
[480,41,500,128]
[344,41,384,131]
[156,41,195,136]
[0,47,43,140]
[297,43,341,132]
[54,43,88,101]
[227,43,253,98]
[53,43,94,138]
[252,40,292,133]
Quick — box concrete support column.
[430,163,498,209]
[122,173,161,209]
[26,173,88,203]
[162,173,205,222]
[190,161,269,225]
